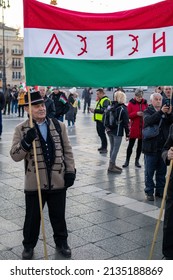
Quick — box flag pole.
[27,87,48,260]
[148,159,173,260]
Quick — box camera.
[165,98,171,107]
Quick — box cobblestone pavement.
[0,94,164,260]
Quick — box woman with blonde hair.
[106,90,129,173]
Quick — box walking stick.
[148,159,173,260]
[27,87,48,260]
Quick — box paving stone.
[0,206,25,220]
[123,213,159,227]
[80,211,117,224]
[0,216,21,232]
[99,220,139,235]
[121,225,163,246]
[95,235,142,256]
[119,243,162,260]
[102,206,139,219]
[70,193,100,204]
[67,216,93,231]
[0,250,20,260]
[73,225,115,243]
[71,243,113,260]
[0,230,23,248]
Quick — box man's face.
[164,87,172,98]
[54,89,59,94]
[25,103,46,122]
[96,91,104,100]
[39,87,46,98]
[152,96,162,109]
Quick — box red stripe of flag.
[24,0,173,31]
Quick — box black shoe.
[122,160,129,168]
[99,149,108,154]
[135,159,141,168]
[98,147,102,151]
[146,194,154,201]
[56,241,71,258]
[22,248,34,260]
[155,192,163,198]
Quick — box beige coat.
[10,118,75,191]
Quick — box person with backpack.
[90,88,111,153]
[10,91,76,260]
[104,90,129,173]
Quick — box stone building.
[0,23,24,88]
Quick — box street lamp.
[0,0,10,95]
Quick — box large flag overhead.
[24,0,173,87]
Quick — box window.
[12,72,21,80]
[12,58,21,67]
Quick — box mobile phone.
[165,98,171,107]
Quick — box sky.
[1,0,163,36]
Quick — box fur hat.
[24,91,44,106]
[69,87,77,94]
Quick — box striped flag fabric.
[24,0,173,87]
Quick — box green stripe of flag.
[25,57,173,87]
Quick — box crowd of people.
[89,85,173,260]
[2,85,173,260]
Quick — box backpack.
[103,105,122,129]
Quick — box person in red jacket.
[122,89,148,168]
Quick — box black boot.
[135,159,141,168]
[122,160,129,168]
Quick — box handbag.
[142,119,162,140]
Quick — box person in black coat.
[0,90,5,139]
[162,124,173,259]
[50,87,69,122]
[106,90,129,173]
[142,92,173,201]
[39,86,55,118]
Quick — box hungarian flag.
[24,0,173,87]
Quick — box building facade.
[0,23,25,88]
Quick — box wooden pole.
[148,159,173,260]
[27,87,48,260]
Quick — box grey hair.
[39,86,46,91]
[135,88,143,97]
[150,92,162,101]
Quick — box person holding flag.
[10,91,76,260]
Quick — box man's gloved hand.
[64,170,76,188]
[24,127,37,145]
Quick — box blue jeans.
[11,99,18,114]
[108,133,122,164]
[144,153,167,195]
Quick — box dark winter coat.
[127,98,148,139]
[107,101,129,137]
[65,94,75,121]
[51,91,69,118]
[0,91,5,110]
[142,105,173,155]
[44,96,56,118]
